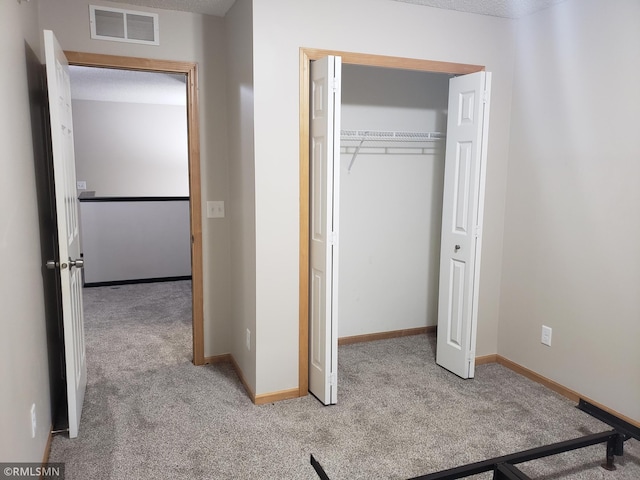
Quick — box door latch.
[46,260,59,270]
[69,258,84,269]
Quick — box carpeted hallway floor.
[48,280,639,479]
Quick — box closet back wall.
[72,99,189,197]
[338,65,449,338]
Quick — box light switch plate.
[207,201,225,219]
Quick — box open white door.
[436,71,491,379]
[44,30,87,438]
[309,56,341,405]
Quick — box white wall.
[225,0,257,391]
[73,100,189,196]
[0,0,52,462]
[251,0,516,395]
[499,0,640,421]
[338,65,449,337]
[39,0,232,356]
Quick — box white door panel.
[309,56,341,405]
[44,30,87,438]
[437,71,491,379]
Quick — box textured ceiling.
[392,0,567,18]
[107,0,235,16]
[102,0,566,19]
[69,66,187,106]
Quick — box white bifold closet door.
[308,55,342,405]
[436,71,492,379]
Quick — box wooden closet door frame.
[65,51,205,366]
[299,48,485,396]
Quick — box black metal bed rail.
[406,430,620,480]
[311,454,332,480]
[577,399,639,442]
[310,400,639,480]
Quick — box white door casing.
[44,30,87,438]
[436,71,492,378]
[309,56,341,405]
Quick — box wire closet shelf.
[340,129,446,172]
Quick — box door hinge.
[329,372,337,387]
[329,231,338,245]
[473,225,482,238]
[482,90,490,104]
[331,77,339,93]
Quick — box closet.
[307,53,491,405]
[337,65,451,339]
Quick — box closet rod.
[341,130,446,172]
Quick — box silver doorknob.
[69,258,84,269]
[454,245,461,252]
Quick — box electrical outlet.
[541,325,552,347]
[246,329,251,351]
[206,201,225,219]
[76,180,87,190]
[30,403,36,439]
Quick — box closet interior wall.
[338,65,450,338]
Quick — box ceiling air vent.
[90,5,159,45]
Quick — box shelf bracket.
[347,134,366,173]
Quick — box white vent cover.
[90,5,159,45]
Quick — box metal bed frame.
[310,400,640,480]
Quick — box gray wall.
[0,0,52,462]
[338,65,449,337]
[499,0,640,421]
[73,100,189,197]
[225,0,257,392]
[80,200,191,283]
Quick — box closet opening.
[299,49,488,403]
[337,63,449,346]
